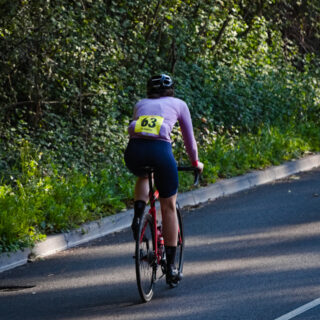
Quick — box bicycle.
[134,166,200,302]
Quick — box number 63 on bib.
[134,115,164,135]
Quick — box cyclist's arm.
[178,102,203,171]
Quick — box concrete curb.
[1,154,320,273]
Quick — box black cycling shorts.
[124,138,178,198]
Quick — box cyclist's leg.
[159,194,182,285]
[159,194,178,246]
[124,139,151,239]
[150,140,180,284]
[134,176,149,203]
[154,142,178,247]
[131,177,149,240]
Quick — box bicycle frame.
[135,165,199,301]
[141,168,189,266]
[138,171,161,262]
[146,171,162,265]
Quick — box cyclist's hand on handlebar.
[194,160,204,173]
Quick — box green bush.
[2,120,320,253]
[0,140,133,252]
[0,0,320,252]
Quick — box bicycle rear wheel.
[135,211,156,302]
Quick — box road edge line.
[274,298,320,320]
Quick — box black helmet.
[147,74,174,91]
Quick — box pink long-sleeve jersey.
[128,96,198,163]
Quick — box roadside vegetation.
[0,0,319,252]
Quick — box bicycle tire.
[175,205,184,280]
[135,211,156,302]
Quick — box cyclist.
[124,74,204,285]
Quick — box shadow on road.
[1,168,320,320]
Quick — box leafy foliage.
[0,0,320,252]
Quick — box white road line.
[274,298,320,320]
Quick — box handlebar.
[177,166,201,186]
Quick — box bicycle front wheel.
[135,211,156,302]
[175,205,184,277]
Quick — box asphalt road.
[1,168,320,320]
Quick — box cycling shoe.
[166,264,183,287]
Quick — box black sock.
[133,200,146,223]
[165,246,177,266]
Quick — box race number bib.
[134,115,164,135]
